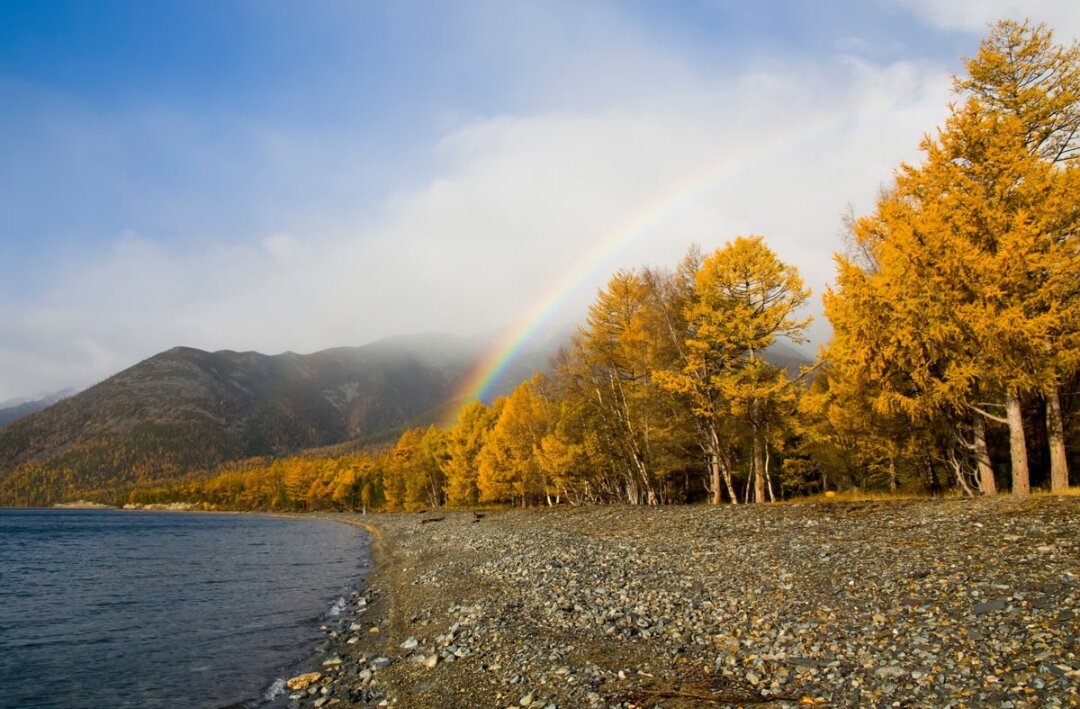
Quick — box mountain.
[765,341,816,380]
[0,334,512,506]
[0,388,78,428]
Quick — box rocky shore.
[291,498,1079,708]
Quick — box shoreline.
[279,498,1080,708]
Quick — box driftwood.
[620,673,806,706]
[472,511,486,523]
[624,687,804,704]
[420,516,445,525]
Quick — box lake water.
[0,509,369,708]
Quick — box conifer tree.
[477,375,552,506]
[657,237,810,503]
[827,21,1079,497]
[444,401,497,506]
[955,19,1079,491]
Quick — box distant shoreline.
[51,500,116,509]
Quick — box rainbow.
[451,104,866,412]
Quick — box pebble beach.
[291,498,1080,708]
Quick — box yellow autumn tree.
[477,375,552,506]
[443,400,498,506]
[569,269,697,504]
[657,236,810,503]
[382,427,424,511]
[826,22,1079,498]
[955,19,1079,492]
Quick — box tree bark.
[1046,386,1069,493]
[764,443,775,502]
[719,455,737,505]
[1006,391,1030,497]
[708,454,722,505]
[708,425,738,504]
[753,428,766,503]
[972,413,997,495]
[922,455,942,495]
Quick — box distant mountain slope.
[0,334,493,506]
[0,388,78,428]
[765,341,816,380]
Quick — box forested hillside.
[0,335,485,505]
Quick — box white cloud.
[891,0,1080,40]
[0,52,958,401]
[262,232,302,262]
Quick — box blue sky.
[1,0,1077,401]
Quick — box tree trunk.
[708,425,737,504]
[1046,386,1069,493]
[753,428,766,503]
[922,455,942,495]
[709,454,722,505]
[972,413,997,495]
[764,443,775,502]
[888,457,898,493]
[719,455,737,504]
[1006,391,1030,498]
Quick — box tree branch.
[968,403,1009,425]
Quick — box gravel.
[291,497,1080,708]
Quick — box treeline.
[124,20,1078,512]
[126,456,384,511]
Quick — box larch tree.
[381,427,424,510]
[575,269,691,504]
[658,236,810,503]
[414,426,449,509]
[545,345,646,503]
[649,246,741,504]
[955,19,1080,492]
[477,375,553,506]
[826,22,1079,497]
[827,106,1054,496]
[444,400,497,506]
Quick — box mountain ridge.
[0,388,78,428]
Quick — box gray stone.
[875,665,907,679]
[973,598,1007,615]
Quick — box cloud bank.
[0,49,961,400]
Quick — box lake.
[0,509,369,708]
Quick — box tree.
[957,20,1080,164]
[573,269,694,504]
[414,426,449,508]
[382,428,425,511]
[657,237,811,503]
[477,375,552,506]
[955,19,1080,492]
[444,401,497,506]
[827,95,1078,497]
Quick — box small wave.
[326,597,347,617]
[262,678,286,702]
